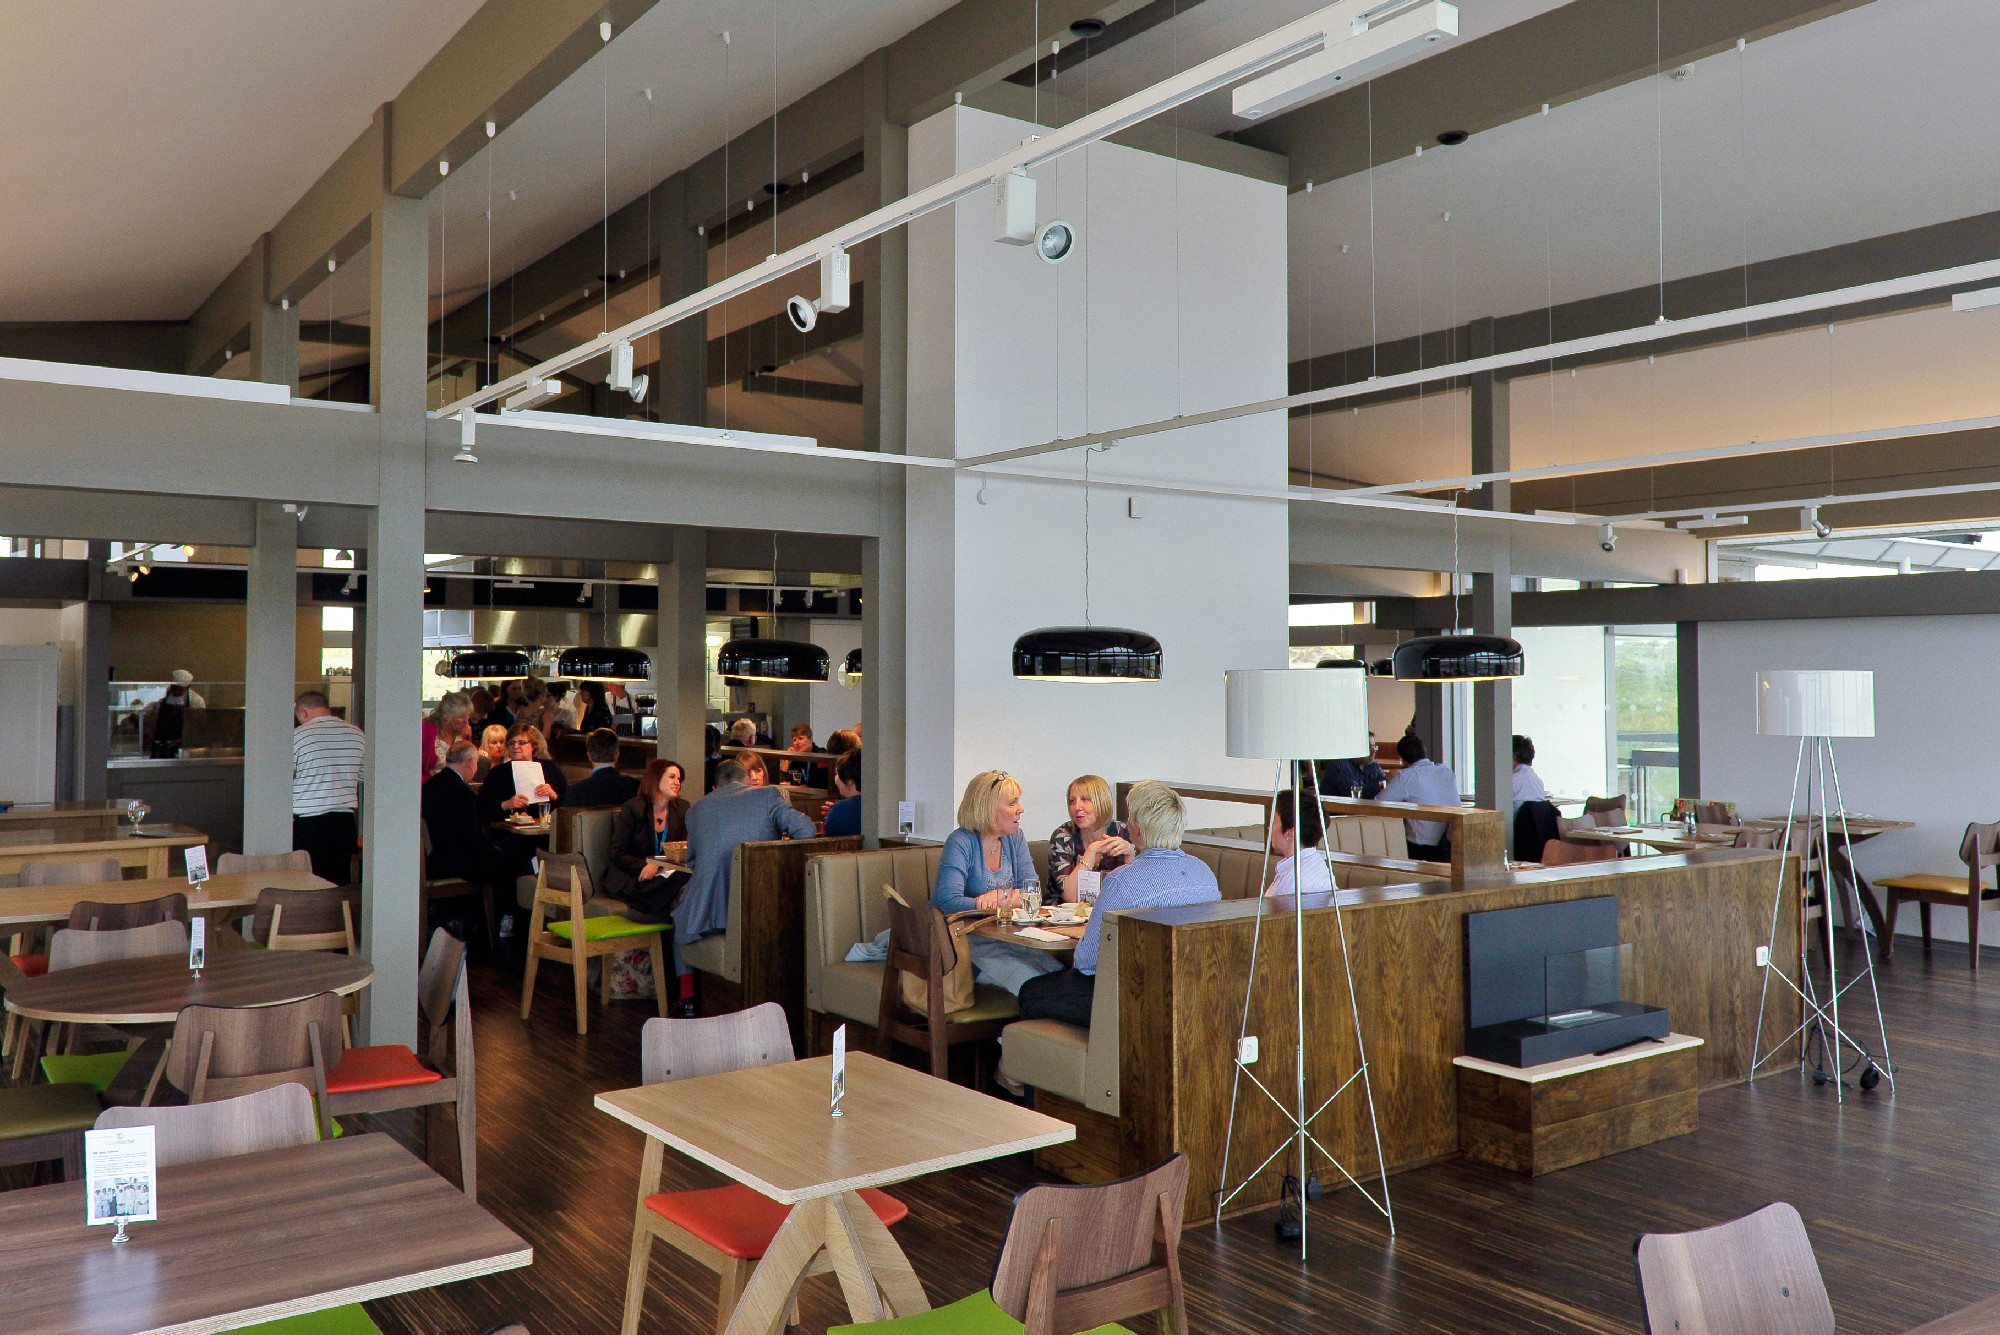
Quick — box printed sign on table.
[85,1125,158,1229]
[832,1024,847,1116]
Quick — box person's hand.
[534,783,557,799]
[502,795,530,811]
[974,887,1014,913]
[639,863,661,880]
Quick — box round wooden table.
[3,950,374,1024]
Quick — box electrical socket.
[1237,1036,1259,1066]
[1755,945,1770,968]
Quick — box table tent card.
[85,1124,158,1243]
[832,1024,847,1116]
[189,915,206,972]
[184,843,209,886]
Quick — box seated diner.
[1264,784,1334,897]
[931,770,1063,996]
[1044,773,1133,903]
[821,749,862,837]
[1379,732,1459,862]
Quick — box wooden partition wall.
[1112,848,1798,1222]
[696,835,861,1049]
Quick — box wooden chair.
[520,851,667,1035]
[215,850,314,875]
[96,1083,317,1165]
[620,1003,909,1335]
[828,1154,1190,1335]
[161,992,345,1140]
[876,896,1017,1082]
[5,859,143,1066]
[1693,801,1738,826]
[325,927,479,1198]
[250,885,361,952]
[1540,838,1618,867]
[1633,1201,1833,1335]
[24,920,189,1090]
[421,818,498,955]
[1878,821,2000,972]
[67,892,189,930]
[0,1082,101,1182]
[1583,796,1628,822]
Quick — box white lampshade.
[1755,669,1875,738]
[1225,668,1370,760]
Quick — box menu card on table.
[831,1024,847,1117]
[85,1125,157,1233]
[184,844,209,886]
[510,760,547,802]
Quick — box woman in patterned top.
[1045,773,1134,903]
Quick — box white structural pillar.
[901,106,1290,833]
[658,526,709,779]
[360,158,429,1049]
[243,502,298,854]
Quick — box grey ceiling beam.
[0,323,187,375]
[1240,0,1871,191]
[1290,495,1702,583]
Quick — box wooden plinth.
[1029,1089,1124,1184]
[1455,1033,1703,1175]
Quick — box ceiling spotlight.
[128,569,139,582]
[626,373,649,403]
[577,583,591,604]
[336,549,354,562]
[137,565,150,576]
[454,407,478,463]
[1036,220,1075,264]
[1802,506,1832,539]
[994,168,1036,245]
[1436,128,1469,146]
[785,295,818,333]
[608,340,637,391]
[785,246,851,333]
[1069,17,1106,38]
[1599,523,1617,553]
[1234,1,1460,120]
[342,573,359,595]
[598,20,611,41]
[486,120,496,138]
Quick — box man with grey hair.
[1015,779,1219,1030]
[671,756,817,950]
[420,738,503,932]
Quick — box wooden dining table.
[974,915,1086,952]
[0,1132,530,1335]
[1744,815,1915,945]
[595,1050,1074,1335]
[0,825,208,881]
[0,869,330,934]
[2,947,372,1025]
[1902,1291,2000,1333]
[1565,824,1742,855]
[0,800,130,839]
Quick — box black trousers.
[1408,839,1453,863]
[1018,967,1096,1028]
[293,810,358,886]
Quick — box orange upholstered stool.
[325,1044,444,1095]
[644,1183,908,1260]
[11,955,48,978]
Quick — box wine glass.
[125,799,150,830]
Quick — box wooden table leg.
[721,1196,830,1335]
[822,1196,889,1323]
[838,1190,930,1319]
[146,847,169,879]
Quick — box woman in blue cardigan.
[931,770,1063,996]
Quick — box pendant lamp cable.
[1451,489,1462,633]
[601,36,610,336]
[1083,445,1093,627]
[721,30,732,430]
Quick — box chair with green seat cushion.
[96,1087,373,1335]
[41,1047,137,1092]
[829,1154,1190,1335]
[0,1082,100,1178]
[518,851,667,1035]
[875,895,1019,1084]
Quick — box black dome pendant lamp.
[1391,493,1525,683]
[557,645,653,681]
[715,534,831,684]
[1012,448,1161,683]
[449,647,533,681]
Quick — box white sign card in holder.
[85,1124,158,1244]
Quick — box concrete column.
[774,609,812,742]
[862,521,905,844]
[657,176,708,427]
[1676,622,1700,797]
[243,503,298,854]
[658,526,709,781]
[360,156,430,1049]
[861,51,909,463]
[1469,317,1513,814]
[250,234,301,394]
[78,541,111,803]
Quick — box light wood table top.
[1902,1292,2000,1334]
[595,1050,1074,1204]
[1565,824,1740,854]
[4,948,372,1024]
[0,800,129,822]
[0,1133,530,1335]
[1745,815,1915,836]
[0,826,208,879]
[0,869,330,929]
[975,916,1086,952]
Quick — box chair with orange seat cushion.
[324,927,477,1198]
[619,1003,909,1335]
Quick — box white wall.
[1514,625,1611,800]
[807,619,862,739]
[1700,617,1975,941]
[903,106,1289,839]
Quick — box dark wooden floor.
[335,938,2000,1334]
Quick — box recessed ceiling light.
[1436,129,1468,146]
[1069,17,1106,38]
[763,180,791,196]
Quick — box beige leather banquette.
[1194,813,1409,860]
[515,805,622,915]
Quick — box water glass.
[1019,884,1043,918]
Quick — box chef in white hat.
[143,670,205,757]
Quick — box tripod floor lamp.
[1750,668,1894,1097]
[1216,667,1393,1254]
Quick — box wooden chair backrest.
[95,1084,317,1167]
[1634,1201,1832,1335]
[1582,796,1628,820]
[418,926,469,1030]
[67,892,189,931]
[252,885,360,952]
[1693,802,1736,826]
[640,1001,792,1086]
[883,895,955,1013]
[215,850,314,876]
[1735,828,1782,850]
[1541,839,1618,867]
[18,857,123,886]
[1960,821,2000,879]
[535,851,595,905]
[991,1154,1189,1335]
[49,919,187,970]
[166,993,345,1106]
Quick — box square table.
[595,1051,1074,1335]
[0,1132,530,1335]
[0,826,209,881]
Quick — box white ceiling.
[1288,0,2000,359]
[0,0,485,322]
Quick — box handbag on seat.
[883,885,984,1014]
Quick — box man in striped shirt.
[293,690,366,886]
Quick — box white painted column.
[243,502,298,855]
[658,526,709,780]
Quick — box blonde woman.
[930,770,1062,996]
[477,724,509,780]
[1044,774,1134,903]
[421,692,474,783]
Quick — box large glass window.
[1613,627,1679,821]
[1513,626,1612,801]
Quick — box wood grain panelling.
[697,836,861,1050]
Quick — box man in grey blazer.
[673,758,817,946]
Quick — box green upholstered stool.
[40,1048,136,1093]
[547,915,661,943]
[236,1305,382,1334]
[0,1082,100,1174]
[829,1290,1130,1335]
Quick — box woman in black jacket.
[603,758,691,904]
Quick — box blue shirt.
[822,794,861,837]
[1075,847,1220,975]
[1379,758,1460,847]
[931,827,1036,914]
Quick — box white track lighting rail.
[434,0,1450,421]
